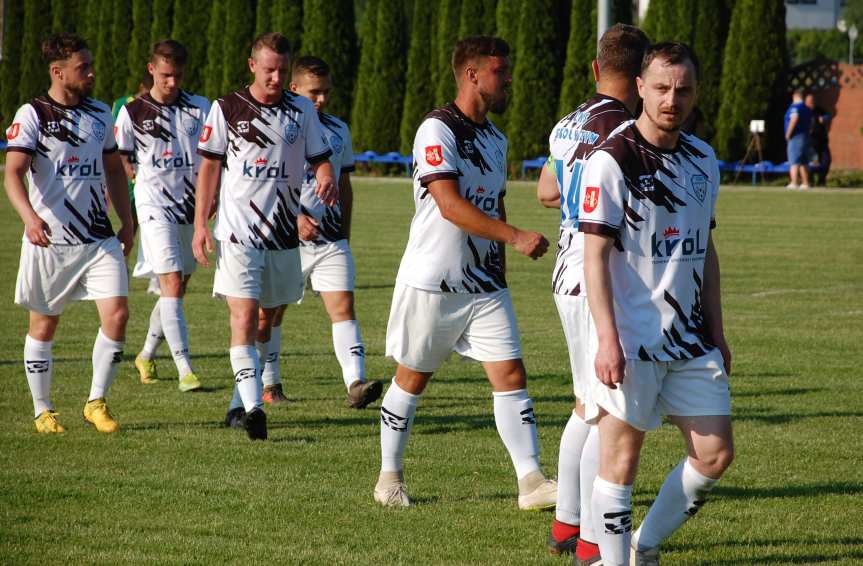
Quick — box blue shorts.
[787,134,809,165]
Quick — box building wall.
[828,63,863,169]
[786,0,842,30]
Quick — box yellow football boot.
[178,372,202,392]
[34,410,66,433]
[135,354,158,384]
[83,398,120,433]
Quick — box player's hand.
[298,214,320,241]
[192,225,214,267]
[24,213,51,247]
[594,338,625,389]
[511,229,549,259]
[315,176,338,207]
[117,223,134,257]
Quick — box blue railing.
[353,151,413,176]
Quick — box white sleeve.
[577,150,626,238]
[303,104,332,164]
[5,104,40,154]
[710,158,720,229]
[197,100,228,158]
[341,125,355,173]
[413,118,458,187]
[114,105,135,155]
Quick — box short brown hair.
[41,33,89,65]
[292,55,330,80]
[597,24,650,79]
[641,41,700,79]
[251,32,291,58]
[451,36,510,77]
[150,39,188,66]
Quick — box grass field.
[1,179,862,565]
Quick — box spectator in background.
[784,90,812,190]
[805,93,832,187]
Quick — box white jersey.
[549,94,632,296]
[578,123,721,361]
[397,103,508,294]
[298,112,355,245]
[115,91,210,224]
[6,95,118,245]
[197,87,331,250]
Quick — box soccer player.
[578,43,733,565]
[536,25,650,563]
[374,36,556,509]
[255,55,383,408]
[193,32,337,441]
[5,33,134,433]
[115,40,210,392]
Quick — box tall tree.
[400,0,438,153]
[557,0,596,118]
[270,0,304,53]
[492,0,520,132]
[109,0,133,98]
[715,0,787,161]
[221,0,254,93]
[364,0,407,152]
[0,0,25,124]
[127,0,153,92]
[172,0,210,95]
[51,0,78,33]
[19,0,53,104]
[350,0,378,148]
[509,0,562,160]
[458,0,496,37]
[150,0,174,44]
[302,0,358,120]
[93,0,116,101]
[435,0,461,105]
[204,0,225,99]
[642,0,676,42]
[691,0,731,141]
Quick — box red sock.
[576,539,600,560]
[551,519,580,542]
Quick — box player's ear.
[635,76,645,96]
[592,60,600,83]
[247,57,256,74]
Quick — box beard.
[70,81,94,98]
[481,88,509,115]
[644,103,684,133]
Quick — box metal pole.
[598,0,612,47]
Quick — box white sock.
[555,409,591,525]
[592,477,633,566]
[380,378,418,472]
[24,335,53,417]
[159,297,193,377]
[632,458,718,551]
[228,383,243,411]
[332,319,365,389]
[90,329,123,401]
[140,300,164,359]
[492,389,541,479]
[580,425,601,543]
[261,325,281,386]
[230,345,261,412]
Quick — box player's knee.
[695,444,734,478]
[108,305,130,331]
[230,309,257,333]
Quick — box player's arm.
[584,233,625,388]
[536,158,561,209]
[311,160,337,206]
[701,234,731,375]
[428,179,548,259]
[338,172,353,241]
[498,195,507,273]
[103,151,134,256]
[3,151,51,247]
[192,156,221,267]
[118,153,136,182]
[785,113,798,140]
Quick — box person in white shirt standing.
[578,43,734,565]
[115,39,211,393]
[374,36,557,510]
[5,33,134,434]
[193,32,337,441]
[255,55,382,410]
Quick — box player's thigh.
[261,247,303,309]
[455,289,522,363]
[307,240,355,293]
[588,359,666,432]
[553,293,595,400]
[213,241,266,302]
[385,284,470,373]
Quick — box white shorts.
[299,239,355,294]
[554,294,597,400]
[386,283,522,373]
[585,348,731,432]
[213,241,303,308]
[15,237,129,316]
[133,222,196,278]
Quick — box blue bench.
[353,151,413,176]
[521,156,546,178]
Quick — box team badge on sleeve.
[583,186,600,213]
[6,123,20,140]
[199,125,212,142]
[425,145,443,166]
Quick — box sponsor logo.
[692,174,707,203]
[520,408,536,425]
[25,360,49,374]
[199,125,212,143]
[349,344,365,358]
[651,227,706,258]
[237,120,250,134]
[242,157,290,179]
[182,117,199,137]
[603,510,632,535]
[55,155,102,178]
[46,121,60,134]
[467,186,497,212]
[638,174,655,192]
[234,368,256,383]
[151,151,193,170]
[92,121,105,141]
[111,350,123,364]
[6,123,20,140]
[143,119,155,132]
[380,406,409,432]
[285,122,299,144]
[583,186,600,213]
[462,139,475,156]
[329,132,343,154]
[425,145,443,166]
